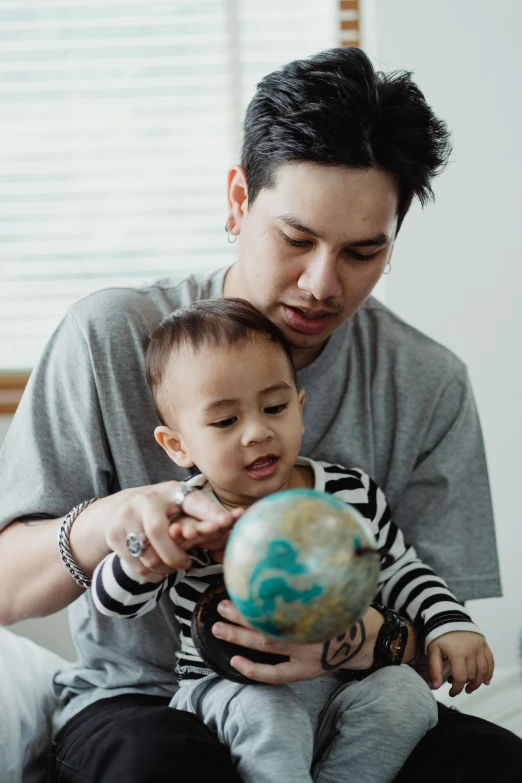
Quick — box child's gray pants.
[169,664,438,783]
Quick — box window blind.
[0,0,337,371]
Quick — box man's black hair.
[241,47,452,230]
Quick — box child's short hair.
[146,298,296,423]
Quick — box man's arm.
[0,306,236,623]
[0,516,84,624]
[320,611,418,673]
[389,372,500,603]
[0,309,114,622]
[0,485,236,625]
[209,602,419,684]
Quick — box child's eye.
[212,417,237,429]
[264,403,287,415]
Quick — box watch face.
[390,626,408,663]
[371,603,409,668]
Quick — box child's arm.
[341,468,494,693]
[91,500,240,617]
[91,551,177,619]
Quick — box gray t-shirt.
[0,266,501,730]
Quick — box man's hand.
[210,602,389,684]
[72,482,240,583]
[428,631,494,695]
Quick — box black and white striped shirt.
[92,458,481,682]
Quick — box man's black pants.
[51,695,522,782]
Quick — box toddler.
[92,298,493,783]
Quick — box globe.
[223,489,380,644]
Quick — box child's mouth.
[245,455,279,478]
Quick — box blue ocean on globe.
[224,489,379,643]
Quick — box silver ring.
[126,532,148,558]
[173,484,196,512]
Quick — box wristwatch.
[369,602,408,669]
[338,603,410,683]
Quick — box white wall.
[0,414,11,444]
[366,0,522,669]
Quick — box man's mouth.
[283,305,335,335]
[294,307,332,318]
[245,455,280,478]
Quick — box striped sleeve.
[91,552,178,619]
[322,462,483,651]
[91,547,224,682]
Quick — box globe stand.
[191,577,289,685]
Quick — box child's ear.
[154,426,194,468]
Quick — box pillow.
[0,628,67,783]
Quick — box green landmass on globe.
[224,489,380,643]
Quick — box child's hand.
[168,506,243,564]
[427,631,494,696]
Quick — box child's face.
[155,337,305,507]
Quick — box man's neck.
[290,342,327,371]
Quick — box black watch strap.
[369,602,408,670]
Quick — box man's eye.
[281,232,311,249]
[265,404,287,415]
[348,250,378,262]
[212,417,236,429]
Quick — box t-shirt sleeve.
[0,310,115,529]
[390,371,501,603]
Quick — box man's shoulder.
[358,296,468,384]
[68,268,226,339]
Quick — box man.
[0,47,519,782]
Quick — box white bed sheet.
[0,628,67,783]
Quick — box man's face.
[224,163,399,369]
[158,338,305,509]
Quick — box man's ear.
[297,388,306,434]
[226,165,248,237]
[154,426,194,468]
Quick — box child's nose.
[240,418,274,446]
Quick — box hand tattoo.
[321,619,366,671]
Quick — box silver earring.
[383,262,392,275]
[225,218,238,244]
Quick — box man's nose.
[297,252,342,301]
